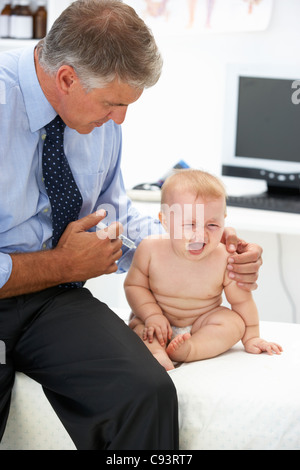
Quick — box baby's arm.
[124,239,172,345]
[224,276,282,355]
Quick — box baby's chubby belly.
[154,293,223,327]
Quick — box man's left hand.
[222,227,263,291]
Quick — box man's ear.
[56,65,78,95]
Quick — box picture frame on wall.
[125,0,274,34]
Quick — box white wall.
[121,0,300,188]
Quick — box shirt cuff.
[0,253,12,289]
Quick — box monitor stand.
[267,182,300,197]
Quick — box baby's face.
[160,191,226,261]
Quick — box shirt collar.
[19,45,56,133]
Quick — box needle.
[97,221,136,249]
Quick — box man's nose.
[109,106,128,125]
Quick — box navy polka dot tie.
[43,115,83,288]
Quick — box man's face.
[59,76,143,134]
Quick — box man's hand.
[56,210,123,282]
[0,210,123,299]
[222,227,263,291]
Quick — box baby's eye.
[208,224,219,230]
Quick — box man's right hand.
[0,210,123,299]
[56,210,123,282]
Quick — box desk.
[226,206,300,235]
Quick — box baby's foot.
[166,333,192,363]
[153,350,175,371]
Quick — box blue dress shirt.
[0,46,161,288]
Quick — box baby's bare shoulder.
[214,243,229,260]
[140,234,169,246]
[144,233,169,241]
[136,234,168,253]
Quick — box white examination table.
[1,320,299,450]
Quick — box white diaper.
[171,324,192,341]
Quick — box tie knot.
[45,115,66,144]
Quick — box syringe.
[97,221,136,250]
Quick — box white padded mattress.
[169,321,300,450]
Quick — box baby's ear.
[158,211,167,230]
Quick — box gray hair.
[37,0,163,91]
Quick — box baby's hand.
[244,337,283,355]
[144,314,172,346]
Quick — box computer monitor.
[222,64,300,195]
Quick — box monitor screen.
[222,64,300,191]
[236,77,300,163]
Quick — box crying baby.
[124,169,282,371]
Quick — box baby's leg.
[129,315,175,371]
[166,307,245,363]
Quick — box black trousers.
[0,287,179,450]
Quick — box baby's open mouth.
[188,242,205,252]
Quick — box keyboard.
[226,192,300,214]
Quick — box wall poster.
[125,0,274,34]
